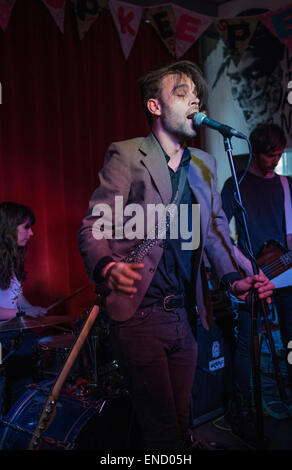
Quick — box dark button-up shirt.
[140,147,202,307]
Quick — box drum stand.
[0,331,25,417]
[28,293,103,450]
[0,363,6,419]
[85,327,100,389]
[224,136,289,449]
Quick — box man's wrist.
[102,262,116,280]
[230,280,239,294]
[93,256,114,284]
[220,272,242,291]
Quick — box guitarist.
[221,123,292,443]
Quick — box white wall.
[201,0,292,191]
[202,37,250,192]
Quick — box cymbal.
[0,315,70,332]
[38,333,77,349]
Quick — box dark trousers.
[233,291,292,395]
[111,304,197,450]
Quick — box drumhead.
[0,381,142,450]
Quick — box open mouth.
[187,108,200,119]
[187,112,196,120]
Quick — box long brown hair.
[0,202,35,289]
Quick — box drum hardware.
[0,330,27,417]
[33,323,119,392]
[33,333,90,383]
[74,311,114,388]
[1,331,25,363]
[0,283,91,333]
[0,290,130,449]
[0,414,72,449]
[28,295,102,450]
[0,284,90,423]
[0,316,70,333]
[51,325,73,333]
[85,331,99,389]
[0,380,139,450]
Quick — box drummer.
[0,202,47,409]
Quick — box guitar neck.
[280,251,292,267]
[260,250,292,280]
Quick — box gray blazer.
[78,134,238,329]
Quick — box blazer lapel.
[187,153,213,243]
[139,134,172,205]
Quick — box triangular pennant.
[0,0,15,31]
[173,5,212,58]
[108,0,142,59]
[146,4,176,57]
[71,0,107,40]
[214,17,259,66]
[41,0,66,33]
[259,4,292,51]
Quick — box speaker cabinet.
[190,315,234,427]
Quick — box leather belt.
[161,294,185,312]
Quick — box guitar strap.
[123,165,188,263]
[280,175,292,250]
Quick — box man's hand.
[231,274,275,303]
[104,262,144,298]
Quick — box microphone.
[193,112,247,139]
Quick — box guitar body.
[256,240,292,288]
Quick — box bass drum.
[0,381,142,450]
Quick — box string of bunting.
[0,0,292,63]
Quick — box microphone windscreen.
[193,112,206,127]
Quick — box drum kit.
[0,293,140,450]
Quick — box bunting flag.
[71,0,107,39]
[259,4,292,51]
[0,0,15,31]
[108,0,142,59]
[146,4,176,57]
[41,0,66,33]
[214,17,259,65]
[0,1,292,62]
[173,6,212,58]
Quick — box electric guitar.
[256,240,292,289]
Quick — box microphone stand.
[223,136,288,449]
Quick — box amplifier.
[190,315,234,427]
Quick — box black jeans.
[111,303,197,450]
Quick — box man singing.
[78,61,274,450]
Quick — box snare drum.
[0,381,142,450]
[35,334,89,381]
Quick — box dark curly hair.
[0,202,35,289]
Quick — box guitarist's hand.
[103,262,144,298]
[231,274,275,303]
